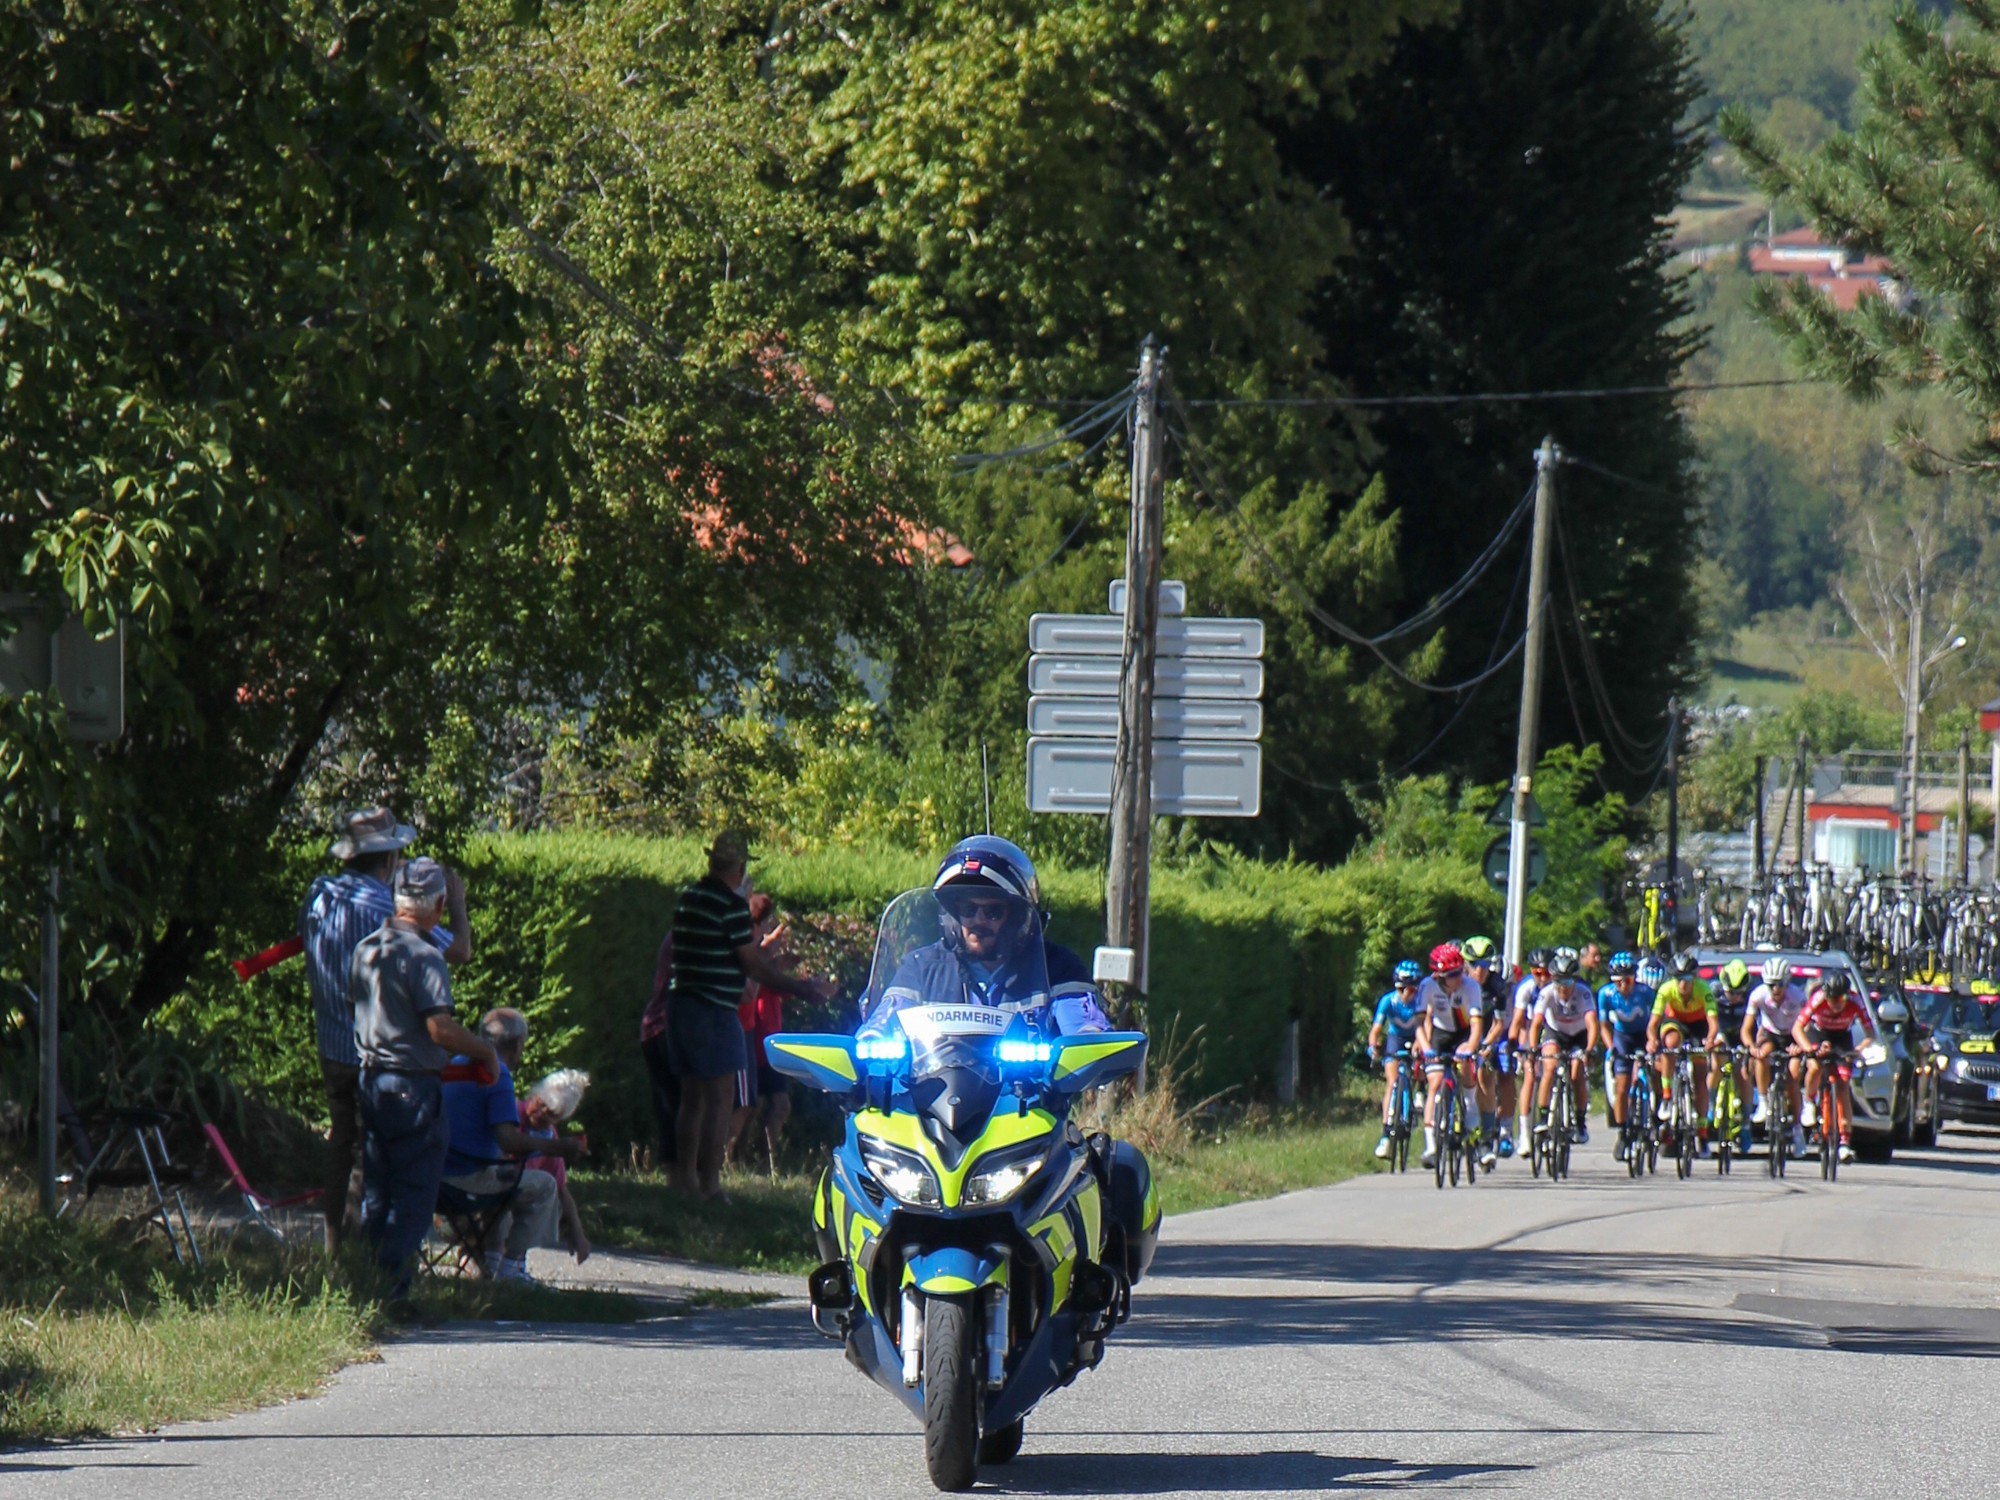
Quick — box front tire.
[922,1297,979,1492]
[978,1419,1025,1466]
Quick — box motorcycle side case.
[1105,1139,1161,1284]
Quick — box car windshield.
[1697,954,1876,1024]
[1915,990,2000,1031]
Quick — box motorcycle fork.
[983,1282,1010,1389]
[899,1286,923,1387]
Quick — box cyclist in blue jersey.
[1367,960,1427,1160]
[1597,951,1654,1160]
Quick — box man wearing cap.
[349,858,498,1300]
[669,831,834,1200]
[301,806,471,1253]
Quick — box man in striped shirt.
[670,830,833,1200]
[300,806,471,1252]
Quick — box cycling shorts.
[1425,1027,1469,1065]
[1381,1028,1419,1061]
[1714,1006,1749,1043]
[1487,1037,1518,1077]
[1656,1013,1706,1041]
[1607,1027,1651,1077]
[1805,1028,1856,1057]
[1539,1025,1591,1053]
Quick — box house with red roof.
[1745,226,1899,309]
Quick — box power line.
[951,387,1134,470]
[1163,407,1528,696]
[1175,377,1816,410]
[1548,494,1674,765]
[1369,479,1535,645]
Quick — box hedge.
[444,834,1499,1156]
[145,830,1496,1151]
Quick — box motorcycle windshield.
[864,888,1052,1025]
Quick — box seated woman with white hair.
[519,1068,593,1265]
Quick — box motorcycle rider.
[845,837,1152,1281]
[865,836,1112,1035]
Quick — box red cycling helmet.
[1429,942,1464,977]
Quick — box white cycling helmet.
[1759,956,1791,987]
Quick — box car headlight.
[1859,1042,1889,1068]
[962,1153,1046,1207]
[860,1141,942,1207]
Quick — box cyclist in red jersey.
[1790,971,1876,1166]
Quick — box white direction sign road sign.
[1027,695,1264,740]
[1027,655,1264,699]
[1028,613,1265,659]
[1027,738,1262,817]
[1109,578,1187,616]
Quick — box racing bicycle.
[1532,1044,1586,1183]
[1427,1048,1478,1189]
[1384,1045,1419,1174]
[1620,1059,1659,1179]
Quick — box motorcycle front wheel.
[923,1296,979,1491]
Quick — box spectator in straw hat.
[301,805,471,1253]
[668,830,834,1200]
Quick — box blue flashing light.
[855,1036,906,1062]
[997,1039,1053,1065]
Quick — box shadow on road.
[1127,1242,2000,1359]
[1002,1451,1530,1494]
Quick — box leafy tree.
[1299,0,1707,795]
[777,0,1455,860]
[0,2,566,1014]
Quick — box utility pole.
[39,802,58,1216]
[1959,726,1973,886]
[1794,733,1808,871]
[1903,605,1923,877]
[1106,336,1165,999]
[1752,753,1767,886]
[1503,437,1559,973]
[1665,696,1681,944]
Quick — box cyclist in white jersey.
[1415,942,1484,1168]
[1507,948,1553,1143]
[1745,957,1809,1155]
[1530,947,1599,1144]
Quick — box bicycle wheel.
[1675,1083,1696,1181]
[1552,1073,1572,1182]
[1820,1077,1838,1183]
[1716,1069,1734,1177]
[1446,1091,1463,1187]
[1433,1080,1450,1190]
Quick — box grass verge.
[0,1176,644,1444]
[569,1169,818,1276]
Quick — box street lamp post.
[1903,621,1969,876]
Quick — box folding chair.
[201,1121,324,1241]
[64,1106,205,1267]
[423,1166,522,1278]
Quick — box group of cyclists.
[1366,939,1880,1173]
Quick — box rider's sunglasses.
[959,899,1013,925]
[1394,978,1418,991]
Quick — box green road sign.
[1482,835,1547,893]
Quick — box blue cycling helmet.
[1636,957,1666,988]
[1607,950,1637,978]
[1393,959,1423,986]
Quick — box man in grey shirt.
[349,858,496,1299]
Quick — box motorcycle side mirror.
[1046,1032,1150,1094]
[1877,997,1910,1027]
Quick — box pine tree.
[1297,0,1707,793]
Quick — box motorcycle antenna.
[981,741,993,835]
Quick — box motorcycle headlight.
[860,1141,942,1207]
[962,1153,1046,1207]
[1859,1042,1889,1068]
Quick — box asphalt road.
[9,1128,2000,1499]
